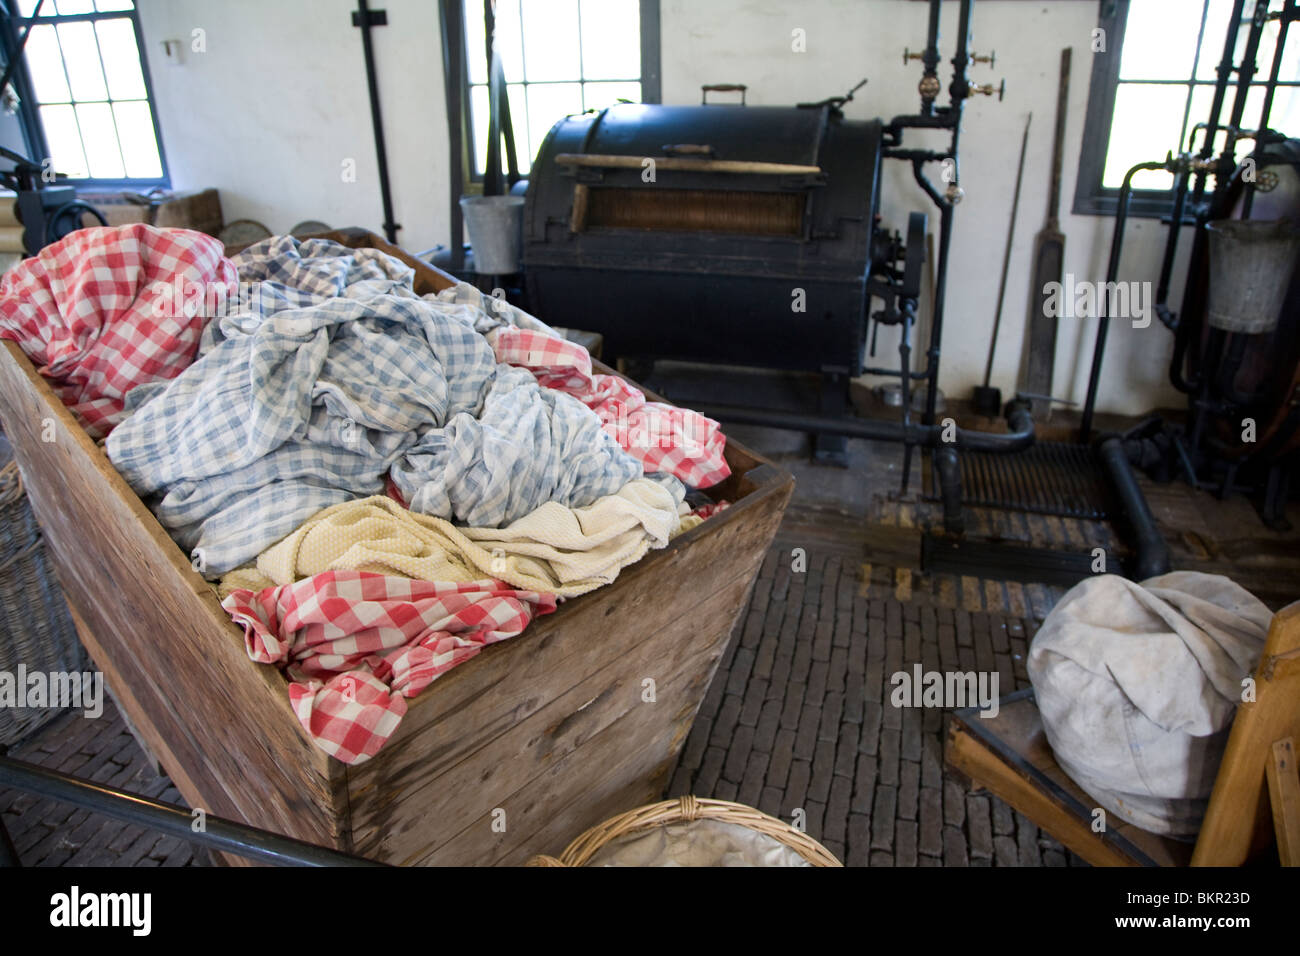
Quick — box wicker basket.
[0,460,89,745]
[527,795,843,867]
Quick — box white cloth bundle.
[1028,572,1271,837]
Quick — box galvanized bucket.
[1205,218,1300,334]
[459,195,525,275]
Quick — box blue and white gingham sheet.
[105,237,647,578]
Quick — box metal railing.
[0,747,386,867]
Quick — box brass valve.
[919,74,942,100]
[903,47,926,65]
[971,79,1006,101]
[971,51,996,68]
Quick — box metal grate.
[926,441,1113,520]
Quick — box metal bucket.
[1205,218,1300,334]
[459,195,525,274]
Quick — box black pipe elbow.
[1098,436,1172,580]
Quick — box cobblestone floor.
[665,536,1090,867]
[1,707,210,867]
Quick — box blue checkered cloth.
[106,237,645,578]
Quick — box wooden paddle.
[1023,48,1071,421]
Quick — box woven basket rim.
[526,795,843,867]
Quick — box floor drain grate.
[925,441,1113,520]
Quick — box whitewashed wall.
[137,0,449,253]
[139,0,1190,414]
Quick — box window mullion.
[87,19,128,177]
[48,20,91,177]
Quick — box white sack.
[1028,572,1271,837]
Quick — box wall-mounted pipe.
[1079,159,1168,442]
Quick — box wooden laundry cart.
[0,229,795,865]
[946,601,1300,866]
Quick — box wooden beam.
[1267,737,1300,866]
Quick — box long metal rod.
[356,0,399,243]
[983,113,1032,388]
[439,0,466,272]
[0,752,386,867]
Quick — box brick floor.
[665,536,1091,867]
[1,706,212,867]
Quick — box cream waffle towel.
[220,478,692,600]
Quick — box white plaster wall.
[138,0,1189,414]
[137,0,449,253]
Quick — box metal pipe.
[1079,159,1168,442]
[1257,0,1295,135]
[0,752,387,867]
[921,0,942,115]
[1225,0,1268,160]
[899,305,915,491]
[1192,0,1246,206]
[1155,162,1190,321]
[934,444,965,534]
[356,0,400,243]
[950,0,973,105]
[1098,436,1171,580]
[694,400,1035,453]
[1246,0,1294,217]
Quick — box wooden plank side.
[350,470,785,778]
[0,342,347,847]
[1193,602,1300,866]
[346,475,789,846]
[1267,737,1300,866]
[415,643,720,866]
[353,563,753,862]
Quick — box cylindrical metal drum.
[522,103,884,376]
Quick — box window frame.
[1074,0,1300,218]
[0,1,170,190]
[454,0,661,187]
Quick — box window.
[1075,0,1300,216]
[1,0,167,186]
[460,0,660,178]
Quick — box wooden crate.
[0,229,793,865]
[82,188,224,238]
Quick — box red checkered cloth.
[221,570,556,764]
[492,326,731,489]
[0,224,236,439]
[690,500,730,520]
